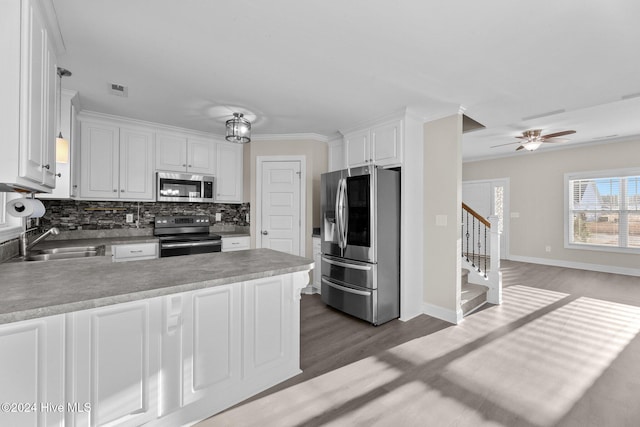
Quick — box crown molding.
[250,133,331,143]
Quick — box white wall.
[463,138,640,274]
[423,114,463,323]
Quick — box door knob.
[262,230,268,235]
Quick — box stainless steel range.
[154,215,222,257]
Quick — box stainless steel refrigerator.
[320,165,400,325]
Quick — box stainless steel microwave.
[157,172,215,203]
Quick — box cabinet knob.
[42,164,50,170]
[262,230,268,235]
[120,189,125,192]
[73,185,78,188]
[182,164,186,167]
[188,165,192,168]
[113,189,117,192]
[55,173,61,178]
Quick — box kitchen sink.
[25,245,106,261]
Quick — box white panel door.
[120,127,154,200]
[69,299,160,427]
[345,129,370,167]
[260,161,301,255]
[0,315,65,427]
[182,285,241,405]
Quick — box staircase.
[460,203,502,317]
[461,269,488,316]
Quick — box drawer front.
[321,278,374,323]
[112,243,159,262]
[321,255,375,289]
[222,236,250,252]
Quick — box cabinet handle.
[121,189,125,192]
[42,164,50,170]
[188,164,192,167]
[55,173,61,177]
[113,189,117,192]
[182,164,186,167]
[130,250,143,253]
[262,230,268,235]
[73,185,78,188]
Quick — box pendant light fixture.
[225,112,251,143]
[56,67,72,163]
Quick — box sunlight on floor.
[443,296,640,426]
[200,285,640,427]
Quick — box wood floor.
[197,260,640,427]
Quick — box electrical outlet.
[126,214,134,223]
[545,245,551,252]
[215,213,222,222]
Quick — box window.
[566,169,640,252]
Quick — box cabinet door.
[19,0,47,184]
[345,129,370,168]
[41,38,57,188]
[182,285,241,406]
[68,299,161,427]
[120,127,154,200]
[328,141,345,172]
[372,120,402,166]
[0,315,65,427]
[243,275,294,379]
[187,137,216,174]
[80,122,120,198]
[156,133,187,172]
[215,142,243,203]
[312,237,321,291]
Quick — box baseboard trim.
[509,255,640,277]
[422,303,463,324]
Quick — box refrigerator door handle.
[342,178,349,249]
[335,178,343,248]
[322,278,372,296]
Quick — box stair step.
[461,282,488,316]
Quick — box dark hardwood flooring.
[198,260,640,427]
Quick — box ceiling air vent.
[108,83,128,97]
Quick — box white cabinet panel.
[0,315,65,427]
[80,121,154,201]
[0,0,58,192]
[328,140,345,172]
[182,285,241,405]
[156,133,215,175]
[372,120,402,166]
[215,142,243,203]
[312,237,321,293]
[187,137,216,175]
[68,299,161,427]
[345,129,370,168]
[80,122,120,198]
[243,275,293,378]
[119,127,154,199]
[112,242,158,262]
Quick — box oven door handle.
[161,241,222,249]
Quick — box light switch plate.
[215,213,222,222]
[126,214,134,223]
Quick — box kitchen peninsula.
[0,249,313,426]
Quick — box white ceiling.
[52,0,640,160]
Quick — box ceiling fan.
[491,129,576,151]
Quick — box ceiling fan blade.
[516,145,525,151]
[541,130,576,139]
[490,141,521,148]
[542,138,569,144]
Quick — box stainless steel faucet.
[20,227,60,257]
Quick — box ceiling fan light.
[524,141,542,151]
[225,112,251,143]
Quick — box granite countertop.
[0,248,313,325]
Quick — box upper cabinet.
[80,120,155,201]
[344,117,403,168]
[0,0,60,192]
[328,138,346,172]
[156,133,216,175]
[215,141,243,203]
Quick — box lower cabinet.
[0,271,309,427]
[312,236,321,294]
[221,236,250,252]
[0,315,65,427]
[66,298,162,427]
[111,242,159,262]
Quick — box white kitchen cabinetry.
[80,120,155,200]
[67,298,161,427]
[344,118,403,168]
[156,133,216,175]
[312,236,321,293]
[328,138,345,172]
[222,236,250,252]
[112,242,158,262]
[0,314,65,427]
[0,0,59,193]
[215,141,243,203]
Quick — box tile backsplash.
[40,200,250,231]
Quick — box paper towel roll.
[6,198,46,218]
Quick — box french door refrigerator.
[320,165,400,325]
